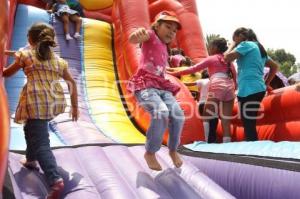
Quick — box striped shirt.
[14,49,67,124]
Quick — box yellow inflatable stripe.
[83,18,145,143]
[79,0,113,11]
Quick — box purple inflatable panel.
[184,155,300,199]
[8,145,235,199]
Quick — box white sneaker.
[74,32,81,39]
[66,34,73,40]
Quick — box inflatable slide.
[1,0,300,199]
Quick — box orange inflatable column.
[114,0,150,74]
[178,0,198,15]
[112,0,152,134]
[0,0,10,194]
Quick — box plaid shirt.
[14,49,67,124]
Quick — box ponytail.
[36,28,56,60]
[247,29,267,58]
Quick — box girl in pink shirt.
[168,38,237,143]
[127,11,185,170]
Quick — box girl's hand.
[135,28,149,41]
[5,50,17,56]
[266,84,273,95]
[166,67,176,72]
[70,106,79,121]
[129,28,150,43]
[166,70,179,77]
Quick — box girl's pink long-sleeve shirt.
[175,54,237,82]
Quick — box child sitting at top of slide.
[48,0,82,40]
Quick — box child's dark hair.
[209,38,228,53]
[201,69,209,78]
[233,27,267,58]
[28,22,56,61]
[170,48,185,56]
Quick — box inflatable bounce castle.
[1,0,300,198]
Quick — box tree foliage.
[267,49,297,77]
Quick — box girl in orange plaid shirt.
[3,22,78,199]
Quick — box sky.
[196,0,300,63]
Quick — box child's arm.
[167,59,209,76]
[184,82,197,87]
[4,50,17,56]
[62,68,79,121]
[3,58,22,77]
[129,28,150,44]
[230,63,238,89]
[224,41,240,62]
[47,3,55,13]
[265,59,279,87]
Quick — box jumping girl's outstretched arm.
[129,27,150,44]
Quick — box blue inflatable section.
[184,141,300,159]
[6,4,65,150]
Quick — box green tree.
[267,49,297,77]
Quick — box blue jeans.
[135,88,185,153]
[24,119,61,185]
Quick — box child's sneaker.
[47,179,64,199]
[20,159,39,171]
[65,34,73,40]
[73,32,81,39]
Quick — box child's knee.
[173,104,184,117]
[171,107,185,123]
[154,110,169,120]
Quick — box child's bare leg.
[70,15,82,38]
[203,97,219,143]
[61,14,70,35]
[144,151,162,171]
[169,150,183,168]
[75,16,82,34]
[220,100,234,142]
